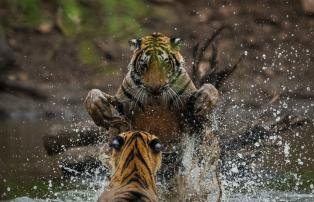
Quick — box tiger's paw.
[84,89,130,130]
[192,83,219,117]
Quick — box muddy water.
[0,120,62,199]
[0,121,59,176]
[1,119,314,201]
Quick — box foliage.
[3,0,147,37]
[6,0,42,27]
[57,0,82,37]
[78,40,100,65]
[1,0,149,74]
[100,0,146,37]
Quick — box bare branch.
[0,79,47,100]
[192,42,200,86]
[201,54,244,89]
[221,114,309,155]
[274,114,310,133]
[280,91,314,100]
[196,26,227,68]
[59,144,109,177]
[43,122,106,155]
[209,44,218,73]
[191,26,228,87]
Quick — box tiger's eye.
[149,139,163,153]
[110,136,124,150]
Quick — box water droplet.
[48,180,52,188]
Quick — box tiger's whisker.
[167,87,179,109]
[130,88,142,111]
[169,87,183,106]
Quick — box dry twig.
[0,79,47,100]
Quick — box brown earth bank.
[0,0,314,199]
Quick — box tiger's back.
[98,131,162,202]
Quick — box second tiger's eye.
[110,136,124,150]
[149,139,163,153]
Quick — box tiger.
[85,33,221,201]
[84,32,219,146]
[98,131,162,202]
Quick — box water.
[1,116,314,201]
[224,192,314,202]
[7,186,314,202]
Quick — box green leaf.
[99,0,147,37]
[57,0,82,37]
[78,40,100,65]
[7,0,42,27]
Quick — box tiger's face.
[109,131,162,175]
[128,33,184,96]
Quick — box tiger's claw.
[192,83,219,117]
[84,89,129,130]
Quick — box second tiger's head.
[109,131,163,175]
[128,33,184,95]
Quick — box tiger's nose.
[146,85,162,95]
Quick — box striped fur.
[98,131,162,202]
[115,33,197,112]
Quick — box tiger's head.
[109,131,162,177]
[128,33,185,96]
[98,131,162,202]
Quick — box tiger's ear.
[170,37,183,49]
[129,39,141,51]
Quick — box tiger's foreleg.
[84,89,130,132]
[189,83,219,117]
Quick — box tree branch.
[43,122,106,155]
[201,54,244,89]
[0,79,47,101]
[191,26,228,87]
[221,114,309,156]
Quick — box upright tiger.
[85,32,219,146]
[98,131,162,202]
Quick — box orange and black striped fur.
[115,33,199,144]
[86,33,221,201]
[98,131,162,202]
[85,33,219,146]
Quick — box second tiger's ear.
[170,37,183,49]
[129,39,141,51]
